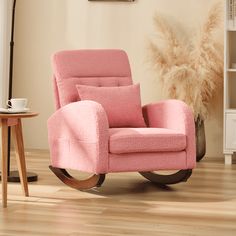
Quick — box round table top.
[0,112,39,119]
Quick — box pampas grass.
[149,2,223,121]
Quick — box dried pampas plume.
[149,2,223,121]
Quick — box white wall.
[14,0,224,158]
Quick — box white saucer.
[8,108,30,113]
[0,108,30,113]
[0,108,8,113]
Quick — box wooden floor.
[0,151,236,236]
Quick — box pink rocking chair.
[48,49,196,190]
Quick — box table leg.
[1,119,8,208]
[12,119,29,197]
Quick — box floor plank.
[0,151,236,236]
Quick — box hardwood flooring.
[0,150,236,236]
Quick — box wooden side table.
[0,112,38,208]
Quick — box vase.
[195,117,206,162]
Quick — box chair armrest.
[47,100,109,173]
[48,100,109,141]
[143,99,194,133]
[143,99,196,168]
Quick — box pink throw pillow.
[76,84,146,128]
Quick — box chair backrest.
[52,49,133,109]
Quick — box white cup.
[7,98,28,110]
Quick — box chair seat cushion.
[109,128,186,154]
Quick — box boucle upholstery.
[52,50,132,107]
[48,100,109,173]
[109,151,187,172]
[76,84,146,128]
[109,128,186,154]
[48,49,196,174]
[142,99,196,169]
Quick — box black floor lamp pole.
[6,0,37,182]
[7,0,16,176]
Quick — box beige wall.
[14,0,224,158]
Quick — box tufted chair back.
[52,49,133,109]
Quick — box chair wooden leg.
[139,169,192,185]
[12,120,29,196]
[49,165,106,190]
[1,119,8,208]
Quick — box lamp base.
[0,170,38,182]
